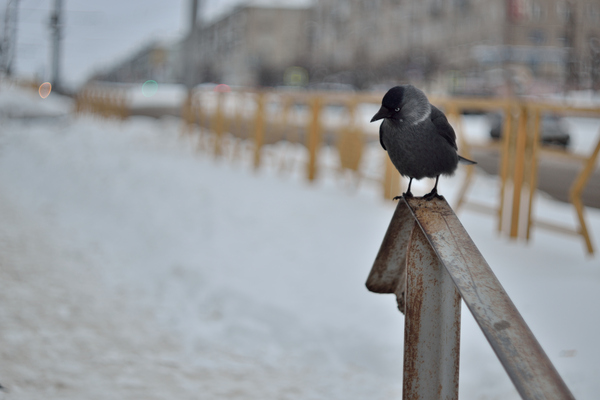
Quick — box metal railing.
[441,97,600,255]
[366,196,574,399]
[75,85,129,120]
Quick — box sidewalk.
[0,192,205,400]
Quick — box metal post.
[569,131,600,254]
[367,197,575,400]
[213,91,224,156]
[367,200,414,312]
[253,91,265,170]
[307,96,321,182]
[1,0,20,76]
[404,197,575,400]
[383,157,401,200]
[526,107,542,241]
[498,104,514,233]
[183,0,200,90]
[50,0,63,92]
[403,221,461,399]
[510,104,528,238]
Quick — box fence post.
[383,156,401,200]
[569,135,600,254]
[498,104,514,233]
[213,91,225,157]
[509,104,528,238]
[403,221,461,399]
[307,95,321,182]
[338,98,364,174]
[526,107,542,241]
[253,91,265,170]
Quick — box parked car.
[488,112,570,148]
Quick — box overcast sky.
[2,0,248,88]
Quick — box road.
[471,147,600,209]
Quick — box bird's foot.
[394,192,413,200]
[423,189,444,201]
[393,191,413,201]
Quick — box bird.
[370,85,476,200]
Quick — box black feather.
[379,123,386,150]
[430,105,457,150]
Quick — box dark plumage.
[370,85,476,200]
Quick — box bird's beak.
[370,106,390,122]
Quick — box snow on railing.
[366,196,575,399]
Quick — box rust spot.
[494,320,511,331]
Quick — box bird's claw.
[393,191,413,201]
[423,190,444,201]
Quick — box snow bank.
[0,81,73,118]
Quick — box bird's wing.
[430,105,457,150]
[379,123,387,151]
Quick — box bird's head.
[370,85,431,124]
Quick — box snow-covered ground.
[0,83,599,399]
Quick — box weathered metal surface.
[403,221,461,400]
[402,196,575,400]
[366,200,413,312]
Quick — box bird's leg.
[393,178,413,200]
[404,178,414,197]
[423,176,443,200]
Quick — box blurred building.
[310,1,505,90]
[501,0,600,91]
[92,0,600,93]
[192,4,312,87]
[91,40,182,84]
[311,0,600,93]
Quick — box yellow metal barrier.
[77,85,599,254]
[434,96,600,255]
[75,86,128,120]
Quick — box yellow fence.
[78,86,600,255]
[437,97,600,255]
[75,86,129,120]
[181,89,381,184]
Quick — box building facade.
[91,40,182,84]
[93,0,600,93]
[310,0,600,92]
[192,4,312,87]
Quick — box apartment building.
[192,4,312,87]
[311,0,600,91]
[94,1,600,92]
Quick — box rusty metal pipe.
[367,197,575,400]
[403,220,461,399]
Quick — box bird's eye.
[394,108,400,112]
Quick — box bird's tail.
[458,155,477,165]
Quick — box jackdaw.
[370,85,476,200]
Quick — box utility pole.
[181,0,200,127]
[1,0,20,76]
[49,0,63,92]
[183,0,200,89]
